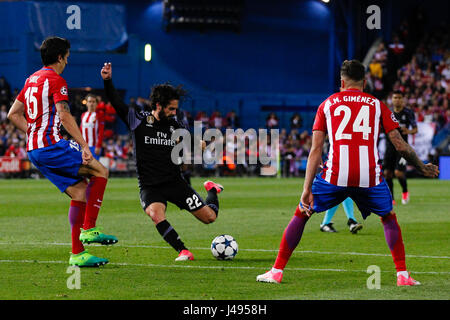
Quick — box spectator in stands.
[279,128,287,143]
[389,35,405,57]
[4,141,25,159]
[281,141,295,177]
[389,34,406,76]
[0,76,11,106]
[0,104,8,122]
[176,108,193,130]
[374,42,388,65]
[103,138,117,159]
[0,128,6,145]
[122,140,133,160]
[128,97,138,109]
[365,71,375,93]
[373,75,384,99]
[369,58,383,79]
[226,110,239,129]
[0,139,6,156]
[441,63,450,81]
[136,97,151,110]
[195,110,210,128]
[266,112,279,129]
[290,113,302,130]
[97,97,117,139]
[210,110,224,130]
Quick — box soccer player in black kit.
[383,91,418,205]
[101,63,223,261]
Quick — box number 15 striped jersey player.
[257,60,439,286]
[7,37,117,267]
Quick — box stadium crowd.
[366,20,450,164]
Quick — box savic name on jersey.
[313,89,399,188]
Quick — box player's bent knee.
[93,161,109,178]
[146,207,166,224]
[65,181,88,202]
[200,207,217,224]
[394,170,404,179]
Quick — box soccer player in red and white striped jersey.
[312,80,398,188]
[257,60,439,286]
[80,94,104,160]
[7,36,117,267]
[16,66,67,151]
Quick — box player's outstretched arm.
[387,129,439,178]
[101,62,129,125]
[7,99,27,133]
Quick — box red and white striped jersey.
[16,68,68,151]
[80,111,104,148]
[313,88,399,188]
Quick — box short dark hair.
[149,83,187,110]
[392,90,403,96]
[340,60,365,82]
[40,36,71,66]
[85,93,98,102]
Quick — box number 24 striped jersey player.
[257,59,439,286]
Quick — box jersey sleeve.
[312,100,327,132]
[52,77,69,104]
[380,101,399,133]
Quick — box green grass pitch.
[0,177,449,300]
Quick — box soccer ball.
[211,234,238,260]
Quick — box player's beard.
[158,109,175,124]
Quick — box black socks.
[398,177,408,193]
[206,189,219,217]
[156,220,187,253]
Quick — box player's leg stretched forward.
[256,204,310,284]
[380,211,419,285]
[145,180,224,261]
[67,159,118,267]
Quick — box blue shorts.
[308,174,393,219]
[28,140,84,193]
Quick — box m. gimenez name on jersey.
[103,79,184,187]
[313,88,399,188]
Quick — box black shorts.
[139,177,206,212]
[383,144,406,172]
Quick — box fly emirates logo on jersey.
[144,132,176,147]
